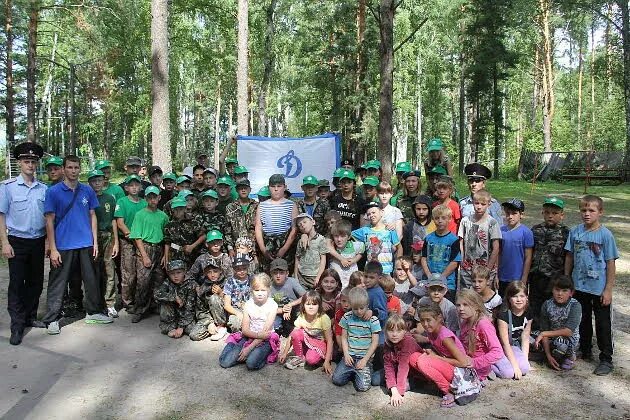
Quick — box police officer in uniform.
[458,162,503,221]
[0,142,47,345]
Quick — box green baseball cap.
[176,176,190,185]
[395,162,412,173]
[365,160,381,169]
[45,156,63,167]
[427,138,444,152]
[217,176,232,186]
[257,186,271,198]
[145,185,161,196]
[302,175,319,186]
[543,196,565,209]
[233,165,249,175]
[226,157,238,165]
[201,189,219,200]
[94,159,111,170]
[163,172,177,182]
[170,197,187,209]
[206,229,224,242]
[333,168,345,178]
[362,176,379,187]
[177,189,193,199]
[428,165,447,175]
[124,174,142,184]
[339,169,356,180]
[87,169,105,180]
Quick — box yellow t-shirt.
[294,314,332,341]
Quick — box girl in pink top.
[410,302,470,408]
[457,289,505,381]
[383,314,421,407]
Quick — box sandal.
[440,393,456,408]
[284,356,305,370]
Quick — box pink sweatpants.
[290,328,324,365]
[410,352,455,394]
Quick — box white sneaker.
[85,313,114,324]
[47,321,60,335]
[107,307,119,318]
[210,327,228,341]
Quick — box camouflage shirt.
[194,210,228,238]
[186,252,234,286]
[153,278,196,328]
[396,194,420,224]
[299,198,330,235]
[224,199,258,250]
[531,222,570,278]
[217,196,235,216]
[164,217,204,267]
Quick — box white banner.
[237,133,341,198]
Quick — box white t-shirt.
[244,298,278,333]
[329,240,365,289]
[484,292,502,314]
[382,204,403,226]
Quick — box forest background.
[1,0,629,180]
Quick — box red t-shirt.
[432,199,461,235]
[386,295,402,314]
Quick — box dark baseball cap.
[149,165,163,176]
[270,258,289,271]
[502,198,525,212]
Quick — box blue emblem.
[277,150,302,179]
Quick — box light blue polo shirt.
[44,181,99,251]
[0,174,47,238]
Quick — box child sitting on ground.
[280,291,334,374]
[535,275,582,371]
[222,253,253,332]
[383,314,421,407]
[349,271,366,289]
[334,287,352,352]
[219,273,279,370]
[380,275,401,315]
[393,257,420,320]
[327,219,364,289]
[332,287,381,392]
[154,260,196,338]
[413,275,460,343]
[295,213,328,289]
[472,265,502,319]
[269,258,306,336]
[316,269,342,319]
[189,259,228,341]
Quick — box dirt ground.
[1,187,630,419]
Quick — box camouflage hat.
[427,138,444,152]
[403,170,422,179]
[177,189,193,199]
[45,156,63,167]
[338,169,355,181]
[302,175,319,186]
[217,176,233,186]
[167,260,186,272]
[232,252,252,266]
[201,189,219,200]
[125,156,142,166]
[145,185,161,196]
[395,162,412,173]
[176,176,191,185]
[233,165,249,175]
[225,157,238,165]
[170,197,187,209]
[362,176,379,187]
[124,174,142,184]
[163,172,177,182]
[318,179,330,188]
[257,186,271,198]
[201,259,220,271]
[236,179,251,188]
[206,229,224,242]
[543,196,565,209]
[87,169,105,180]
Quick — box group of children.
[48,143,618,408]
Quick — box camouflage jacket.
[297,197,330,236]
[153,278,197,326]
[396,193,419,224]
[194,210,228,237]
[186,252,233,286]
[217,196,235,216]
[224,199,258,250]
[164,218,204,267]
[530,222,570,278]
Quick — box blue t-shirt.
[564,224,619,295]
[352,226,400,274]
[339,312,382,357]
[499,224,534,282]
[44,182,99,251]
[421,231,462,290]
[367,285,388,344]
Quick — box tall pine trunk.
[151,0,172,172]
[237,0,249,135]
[26,1,38,143]
[538,0,554,154]
[5,0,14,146]
[257,0,277,137]
[378,0,394,181]
[619,1,630,178]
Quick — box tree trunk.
[237,0,249,135]
[619,0,630,178]
[214,81,222,168]
[539,0,554,153]
[257,0,277,137]
[350,0,367,157]
[606,3,613,99]
[416,54,423,168]
[151,0,172,172]
[577,41,583,146]
[492,64,500,178]
[378,0,395,181]
[26,1,38,143]
[459,52,466,171]
[5,0,15,146]
[589,21,596,147]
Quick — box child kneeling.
[219,273,279,370]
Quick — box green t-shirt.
[129,208,169,243]
[96,193,117,232]
[104,183,126,201]
[114,196,147,232]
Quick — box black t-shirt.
[498,310,531,342]
[329,191,365,230]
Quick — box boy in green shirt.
[88,170,120,318]
[114,175,147,311]
[129,186,169,323]
[95,159,126,201]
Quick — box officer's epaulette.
[1,178,17,185]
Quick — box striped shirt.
[259,199,294,236]
[339,312,381,357]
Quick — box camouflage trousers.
[95,231,117,308]
[120,239,137,306]
[190,294,226,341]
[258,231,296,273]
[134,242,165,316]
[158,303,195,335]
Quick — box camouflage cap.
[87,169,105,180]
[318,179,330,188]
[167,260,186,272]
[206,229,224,242]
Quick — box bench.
[559,168,628,184]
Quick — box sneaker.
[107,307,119,318]
[210,327,228,341]
[284,356,305,370]
[47,321,60,335]
[9,329,23,345]
[561,357,575,371]
[593,361,613,376]
[206,323,218,336]
[85,313,114,324]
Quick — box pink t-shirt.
[459,317,504,380]
[429,325,466,358]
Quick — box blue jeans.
[219,337,272,370]
[332,355,373,392]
